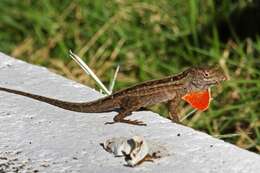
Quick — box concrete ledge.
[0,52,260,173]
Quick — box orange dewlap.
[181,89,212,111]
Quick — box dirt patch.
[0,151,39,173]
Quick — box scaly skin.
[0,66,227,126]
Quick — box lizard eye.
[203,71,210,78]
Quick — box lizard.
[0,66,227,126]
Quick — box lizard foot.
[121,119,147,126]
[105,119,147,126]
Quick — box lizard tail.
[0,87,119,113]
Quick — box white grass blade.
[214,133,241,139]
[69,50,111,95]
[109,65,120,93]
[180,109,197,122]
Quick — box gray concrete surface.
[0,52,260,173]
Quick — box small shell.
[124,136,149,167]
[101,136,169,167]
[102,137,130,157]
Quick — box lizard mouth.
[206,82,218,87]
[207,74,228,86]
[207,80,221,86]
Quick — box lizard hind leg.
[105,97,146,126]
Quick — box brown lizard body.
[0,66,226,125]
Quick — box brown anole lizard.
[0,66,226,126]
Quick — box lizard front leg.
[105,97,146,126]
[167,96,181,123]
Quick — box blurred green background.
[0,0,260,153]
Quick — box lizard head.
[186,66,227,92]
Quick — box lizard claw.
[104,121,116,125]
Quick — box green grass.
[0,0,260,153]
